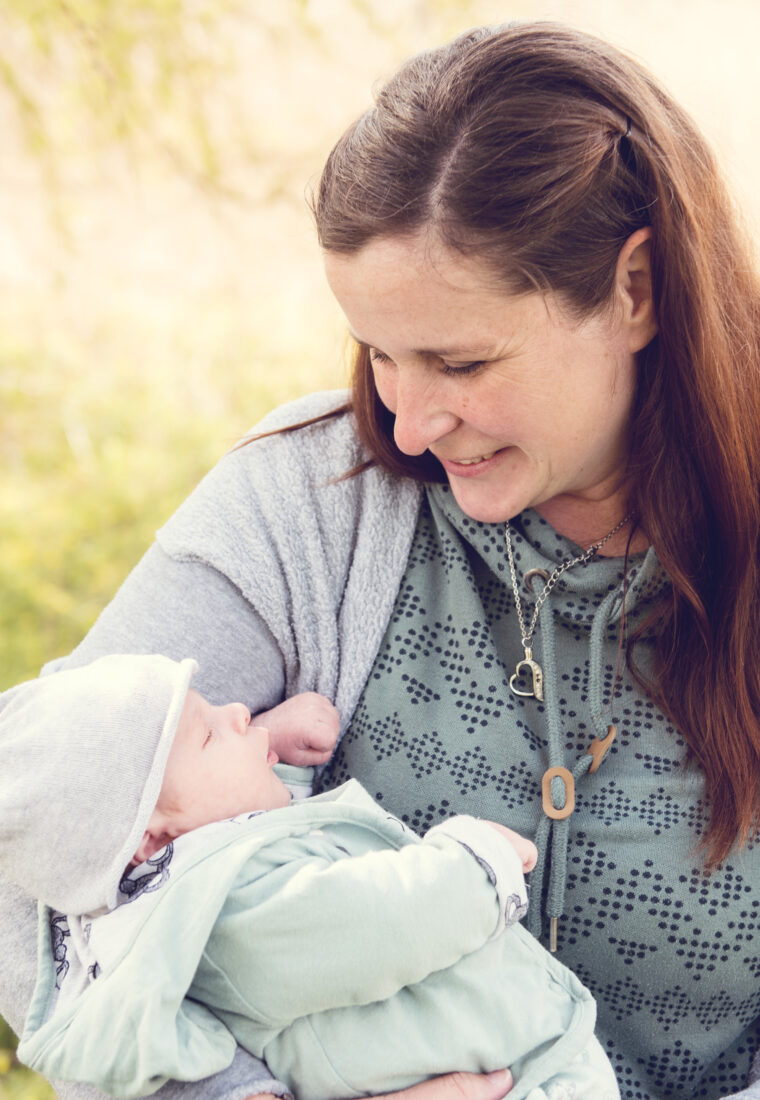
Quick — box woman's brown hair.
[309,22,760,867]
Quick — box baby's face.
[155,689,292,835]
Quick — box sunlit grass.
[0,1065,55,1100]
[0,1016,53,1099]
[0,300,345,692]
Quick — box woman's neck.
[533,490,649,557]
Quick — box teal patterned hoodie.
[319,483,760,1100]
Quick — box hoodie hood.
[0,654,197,915]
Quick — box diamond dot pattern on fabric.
[317,487,760,1099]
[634,750,680,775]
[579,780,634,826]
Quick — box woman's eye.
[441,360,486,377]
[367,346,485,376]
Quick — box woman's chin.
[440,450,540,524]
[446,478,536,526]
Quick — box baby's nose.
[232,703,251,732]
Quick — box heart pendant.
[509,657,544,701]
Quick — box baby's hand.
[483,821,538,873]
[253,692,340,766]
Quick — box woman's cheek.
[371,364,398,414]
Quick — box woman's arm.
[51,1050,292,1100]
[58,543,287,712]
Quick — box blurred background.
[1,1,758,1095]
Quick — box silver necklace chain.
[505,513,631,701]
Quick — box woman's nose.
[390,371,459,456]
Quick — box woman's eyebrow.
[349,330,496,357]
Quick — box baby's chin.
[128,791,294,869]
[272,784,294,809]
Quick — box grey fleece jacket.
[1,389,759,1100]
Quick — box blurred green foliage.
[0,325,332,690]
[0,10,219,1093]
[0,0,239,200]
[0,1015,54,1098]
[0,355,218,690]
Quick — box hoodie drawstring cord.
[528,584,626,949]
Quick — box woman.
[3,21,760,1100]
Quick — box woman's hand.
[383,1069,514,1100]
[242,1069,514,1100]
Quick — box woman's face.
[325,234,646,525]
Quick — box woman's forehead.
[325,248,578,363]
[324,232,498,290]
[324,235,543,348]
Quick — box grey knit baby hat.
[0,654,197,915]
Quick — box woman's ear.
[616,226,658,353]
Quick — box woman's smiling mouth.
[436,449,507,476]
[450,452,498,465]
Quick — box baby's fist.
[253,692,340,766]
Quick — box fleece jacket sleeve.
[55,543,288,715]
[204,830,504,1025]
